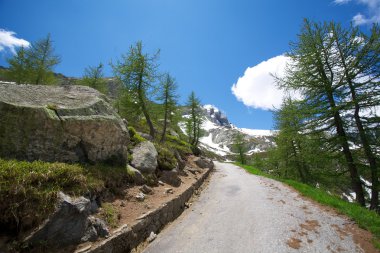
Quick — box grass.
[99,203,119,228]
[235,163,380,249]
[0,158,133,235]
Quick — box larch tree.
[157,73,178,143]
[186,91,202,148]
[330,22,380,210]
[80,63,107,94]
[281,19,366,206]
[7,34,60,85]
[112,41,159,138]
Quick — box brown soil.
[344,224,379,253]
[300,220,320,232]
[287,237,302,249]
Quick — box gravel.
[143,162,365,253]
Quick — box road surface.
[143,162,368,253]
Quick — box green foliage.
[128,126,146,145]
[99,203,119,228]
[80,63,107,94]
[112,41,159,138]
[157,73,179,142]
[165,134,192,158]
[232,132,247,164]
[7,34,60,85]
[0,158,132,234]
[186,91,203,148]
[155,144,177,171]
[236,163,380,249]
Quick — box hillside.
[180,104,277,158]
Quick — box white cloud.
[231,55,298,110]
[334,0,380,25]
[333,0,352,4]
[0,29,30,54]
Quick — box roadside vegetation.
[0,36,205,241]
[236,163,380,249]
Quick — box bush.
[165,135,192,158]
[128,126,146,145]
[155,145,178,171]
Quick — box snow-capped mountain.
[181,104,277,157]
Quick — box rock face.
[131,141,158,174]
[0,83,129,165]
[25,192,109,247]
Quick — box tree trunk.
[334,39,379,210]
[160,99,169,143]
[137,75,155,139]
[328,95,366,206]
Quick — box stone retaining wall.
[85,167,212,253]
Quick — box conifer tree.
[112,41,159,138]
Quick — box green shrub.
[128,126,146,145]
[99,203,119,228]
[155,144,178,171]
[165,135,192,157]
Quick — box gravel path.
[143,162,368,253]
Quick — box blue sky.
[0,0,378,129]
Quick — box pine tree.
[6,34,60,85]
[281,19,366,206]
[80,63,107,94]
[330,23,380,210]
[157,73,178,142]
[186,91,202,148]
[112,41,159,138]
[233,132,247,164]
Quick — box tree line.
[4,37,204,150]
[264,19,379,210]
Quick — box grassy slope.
[235,163,380,249]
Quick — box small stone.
[147,231,157,243]
[144,204,151,209]
[158,181,165,186]
[140,185,153,194]
[184,202,192,208]
[120,201,126,207]
[165,188,174,194]
[135,192,145,201]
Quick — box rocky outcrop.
[0,83,129,165]
[25,192,109,247]
[130,141,158,174]
[194,157,214,169]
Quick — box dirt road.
[143,162,375,253]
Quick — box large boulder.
[159,169,181,187]
[194,157,214,169]
[0,83,129,165]
[24,192,109,247]
[130,141,158,174]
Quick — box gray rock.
[174,150,186,170]
[128,165,146,185]
[165,188,174,194]
[24,192,109,247]
[169,129,179,138]
[194,157,214,169]
[0,83,129,165]
[136,192,145,201]
[147,231,157,242]
[140,185,153,195]
[138,132,153,141]
[131,141,158,174]
[160,170,181,187]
